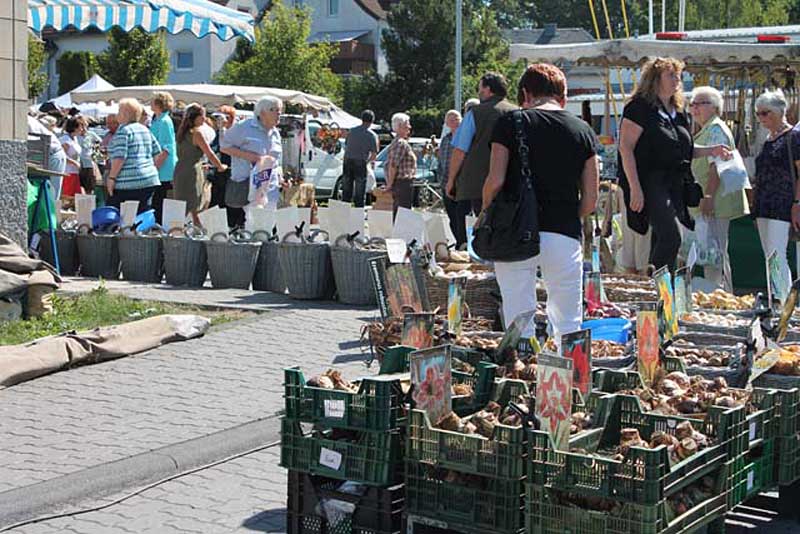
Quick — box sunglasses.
[756,110,772,117]
[689,101,712,107]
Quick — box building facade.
[0,0,28,247]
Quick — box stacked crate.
[280,368,407,534]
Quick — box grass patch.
[0,285,252,346]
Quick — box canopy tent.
[71,84,338,112]
[40,74,118,119]
[509,39,800,69]
[27,0,255,42]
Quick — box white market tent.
[42,74,119,119]
[70,83,363,127]
[509,38,800,68]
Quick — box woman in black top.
[618,57,730,270]
[483,63,599,346]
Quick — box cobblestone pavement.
[6,447,287,534]
[0,295,379,494]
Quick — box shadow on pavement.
[242,508,287,532]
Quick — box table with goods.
[278,249,800,534]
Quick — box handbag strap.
[787,129,798,184]
[512,110,533,192]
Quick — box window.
[176,51,194,71]
[328,0,339,16]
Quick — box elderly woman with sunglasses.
[752,89,800,287]
[688,87,749,291]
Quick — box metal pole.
[648,0,654,35]
[661,0,666,32]
[679,0,685,31]
[455,0,462,111]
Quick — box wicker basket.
[331,235,385,305]
[76,228,120,279]
[279,230,335,300]
[252,231,286,294]
[118,229,164,283]
[163,227,208,288]
[40,230,79,275]
[205,232,261,290]
[424,270,499,320]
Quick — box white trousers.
[756,218,792,288]
[494,232,583,342]
[702,217,732,292]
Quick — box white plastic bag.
[680,218,722,267]
[366,165,376,193]
[713,149,750,196]
[248,156,281,209]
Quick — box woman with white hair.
[221,96,283,226]
[106,98,165,214]
[385,112,416,217]
[689,86,749,291]
[752,89,800,287]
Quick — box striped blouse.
[109,123,162,190]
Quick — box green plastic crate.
[527,394,742,505]
[284,367,407,432]
[773,388,800,439]
[728,440,776,508]
[404,460,524,534]
[280,419,403,486]
[776,433,800,485]
[451,362,498,416]
[525,468,728,534]
[747,388,777,449]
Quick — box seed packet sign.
[448,277,467,336]
[535,354,574,451]
[674,267,692,316]
[637,305,660,387]
[410,346,452,425]
[561,329,592,397]
[767,250,791,307]
[402,312,435,349]
[584,271,603,308]
[776,281,799,343]
[495,309,537,358]
[369,257,425,320]
[653,266,678,340]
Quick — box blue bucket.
[134,209,156,233]
[92,206,120,232]
[581,317,632,344]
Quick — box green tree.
[96,27,169,87]
[216,0,342,102]
[685,0,789,29]
[56,51,98,95]
[532,0,647,38]
[28,35,48,99]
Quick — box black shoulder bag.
[472,110,540,262]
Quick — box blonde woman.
[150,91,177,224]
[106,98,165,214]
[689,87,749,291]
[618,57,729,270]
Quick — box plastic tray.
[280,419,403,486]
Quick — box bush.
[408,107,445,138]
[56,51,98,95]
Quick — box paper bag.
[120,201,139,228]
[367,210,393,239]
[244,206,277,235]
[392,207,426,245]
[276,207,302,239]
[197,207,228,238]
[75,194,95,228]
[162,199,187,231]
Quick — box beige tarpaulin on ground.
[0,315,210,388]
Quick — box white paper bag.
[198,207,228,238]
[392,207,427,245]
[367,210,393,239]
[328,202,351,240]
[276,207,302,239]
[162,199,187,231]
[120,201,139,228]
[423,212,449,247]
[348,207,366,237]
[75,194,95,228]
[244,206,277,235]
[316,207,330,233]
[298,207,312,231]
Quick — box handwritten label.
[749,421,757,442]
[386,238,408,264]
[324,399,346,419]
[319,448,343,470]
[747,470,755,491]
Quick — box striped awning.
[28,0,255,42]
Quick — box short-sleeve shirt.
[452,111,476,152]
[79,130,103,168]
[150,111,177,183]
[221,117,282,183]
[491,109,599,240]
[437,132,456,186]
[60,134,82,174]
[109,123,162,190]
[344,124,378,161]
[753,126,800,222]
[618,96,693,184]
[386,138,417,181]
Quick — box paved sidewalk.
[1,280,380,504]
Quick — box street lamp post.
[455,0,462,111]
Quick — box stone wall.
[0,0,29,247]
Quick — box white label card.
[120,201,139,228]
[162,199,187,231]
[749,421,757,442]
[386,238,408,264]
[319,448,343,470]
[747,470,755,491]
[324,399,346,419]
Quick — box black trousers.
[342,158,367,207]
[108,186,158,215]
[443,189,471,248]
[152,182,173,224]
[392,179,414,219]
[644,179,682,271]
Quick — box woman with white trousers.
[482,63,599,343]
[752,90,800,288]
